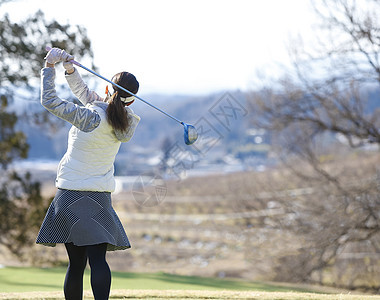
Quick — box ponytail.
[106,71,139,132]
[106,92,129,131]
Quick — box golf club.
[46,47,198,145]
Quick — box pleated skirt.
[36,189,130,251]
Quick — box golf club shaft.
[77,63,183,124]
[46,47,183,125]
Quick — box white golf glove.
[45,47,74,64]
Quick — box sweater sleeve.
[40,67,101,132]
[65,68,103,105]
[114,106,141,143]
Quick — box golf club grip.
[45,46,81,66]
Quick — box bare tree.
[247,0,380,290]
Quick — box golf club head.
[183,123,198,145]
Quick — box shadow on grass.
[0,267,314,293]
[111,271,312,293]
[0,267,64,292]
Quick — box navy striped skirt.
[36,189,130,251]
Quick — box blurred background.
[0,0,379,293]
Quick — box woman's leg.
[87,243,111,300]
[64,243,88,300]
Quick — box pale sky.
[2,0,316,95]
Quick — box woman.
[36,47,140,300]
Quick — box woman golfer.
[36,47,140,300]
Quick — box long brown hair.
[106,72,139,131]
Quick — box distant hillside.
[13,87,379,165]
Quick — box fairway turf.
[0,267,311,293]
[1,267,379,300]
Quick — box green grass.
[1,267,380,300]
[0,267,311,293]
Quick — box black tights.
[64,243,111,300]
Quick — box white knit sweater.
[40,67,140,192]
